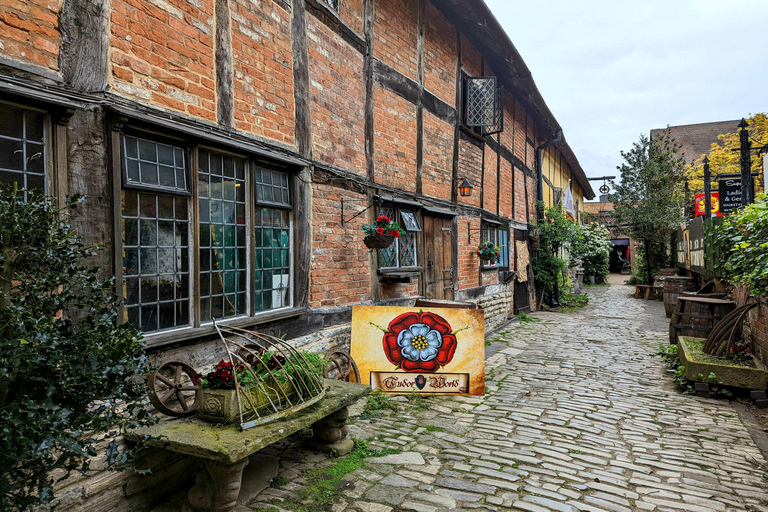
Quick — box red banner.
[695,192,721,217]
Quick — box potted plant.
[363,215,406,250]
[477,240,501,263]
[194,351,323,424]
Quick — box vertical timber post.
[739,118,752,208]
[703,156,711,220]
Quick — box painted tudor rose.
[0,0,593,508]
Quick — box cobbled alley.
[244,284,768,512]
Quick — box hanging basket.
[478,253,496,262]
[364,234,395,250]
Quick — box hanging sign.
[718,177,742,214]
[350,306,485,395]
[694,192,721,217]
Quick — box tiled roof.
[650,120,741,165]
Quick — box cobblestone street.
[246,284,768,512]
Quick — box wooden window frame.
[110,125,303,347]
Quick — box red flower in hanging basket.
[377,215,391,223]
[376,227,385,235]
[381,311,458,373]
[391,230,400,237]
[362,215,406,250]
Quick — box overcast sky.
[485,0,768,196]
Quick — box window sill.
[142,307,307,349]
[378,267,422,283]
[459,125,486,145]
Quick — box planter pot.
[364,234,395,250]
[199,382,297,424]
[678,336,768,389]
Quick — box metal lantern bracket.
[468,222,482,243]
[341,197,383,226]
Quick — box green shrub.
[0,190,153,510]
[570,223,612,284]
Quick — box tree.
[685,113,767,194]
[610,130,686,284]
[570,223,612,284]
[0,190,153,511]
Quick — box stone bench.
[129,379,370,512]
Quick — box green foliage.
[270,440,399,511]
[712,193,768,297]
[530,203,580,302]
[516,312,540,323]
[611,130,686,284]
[570,223,612,284]
[626,241,666,285]
[361,390,398,419]
[0,191,152,511]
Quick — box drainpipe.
[536,130,562,218]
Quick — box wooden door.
[514,228,531,313]
[423,216,454,300]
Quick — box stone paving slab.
[241,285,768,512]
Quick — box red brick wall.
[422,111,453,201]
[514,166,526,224]
[307,14,365,174]
[734,285,768,366]
[423,1,455,105]
[110,0,216,120]
[373,85,417,192]
[514,101,526,161]
[482,269,497,286]
[373,0,417,81]
[483,147,498,214]
[457,215,479,289]
[379,280,418,300]
[527,173,537,223]
[0,0,60,72]
[231,0,295,145]
[499,157,513,219]
[457,140,482,209]
[460,34,481,76]
[500,91,516,154]
[338,0,364,36]
[309,184,371,308]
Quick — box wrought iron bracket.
[467,222,482,243]
[341,197,382,226]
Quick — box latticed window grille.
[464,76,503,136]
[481,221,509,269]
[321,0,339,10]
[0,104,47,198]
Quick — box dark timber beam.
[215,0,233,128]
[59,0,109,91]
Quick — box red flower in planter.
[382,311,458,372]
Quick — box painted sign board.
[718,177,742,214]
[694,192,721,217]
[350,305,485,396]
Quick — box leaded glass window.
[254,207,291,312]
[123,190,190,332]
[379,207,419,269]
[199,150,247,321]
[122,135,188,193]
[0,104,46,198]
[481,222,509,269]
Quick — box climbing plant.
[0,189,153,511]
[712,193,768,297]
[530,202,580,307]
[570,223,612,284]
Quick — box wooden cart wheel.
[323,349,360,383]
[148,362,202,417]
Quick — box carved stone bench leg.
[188,458,249,512]
[307,406,355,456]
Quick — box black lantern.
[458,178,473,197]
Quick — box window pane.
[0,105,46,199]
[254,206,291,312]
[399,232,417,267]
[123,191,189,333]
[199,150,247,321]
[400,211,421,232]
[254,167,290,205]
[122,135,188,193]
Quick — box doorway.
[422,216,454,300]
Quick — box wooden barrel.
[663,276,698,318]
[653,276,667,300]
[669,297,736,344]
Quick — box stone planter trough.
[678,336,768,390]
